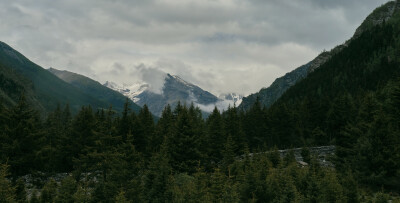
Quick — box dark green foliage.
[3,95,42,175]
[39,179,57,203]
[166,104,203,173]
[115,189,131,203]
[242,97,269,149]
[284,150,296,167]
[118,99,133,142]
[14,178,27,203]
[301,147,311,164]
[29,191,39,203]
[0,90,398,201]
[222,105,246,154]
[143,144,172,202]
[204,107,225,167]
[55,176,77,203]
[221,135,236,172]
[268,147,281,168]
[0,163,16,203]
[134,104,155,154]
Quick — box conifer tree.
[55,176,77,203]
[144,141,172,202]
[69,106,98,173]
[115,189,131,203]
[14,178,26,203]
[268,147,281,168]
[243,97,268,149]
[284,150,296,167]
[39,104,67,172]
[301,147,311,164]
[118,99,132,142]
[209,168,226,202]
[205,107,225,167]
[318,170,344,202]
[0,163,16,203]
[135,104,154,154]
[223,105,246,154]
[327,93,355,144]
[73,183,91,203]
[222,135,236,173]
[39,178,57,203]
[169,105,202,173]
[0,103,9,164]
[155,105,174,150]
[30,190,39,203]
[6,94,42,175]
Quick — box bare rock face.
[243,146,336,167]
[354,0,400,38]
[277,146,336,167]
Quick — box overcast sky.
[0,0,390,95]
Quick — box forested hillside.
[240,0,400,111]
[0,98,381,202]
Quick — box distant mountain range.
[0,41,139,115]
[104,74,243,116]
[239,0,400,110]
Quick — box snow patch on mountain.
[104,81,149,102]
[219,93,243,106]
[193,93,244,112]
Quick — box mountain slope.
[0,61,40,109]
[240,0,400,110]
[240,63,310,110]
[0,42,123,114]
[48,68,141,113]
[258,5,400,190]
[248,0,400,150]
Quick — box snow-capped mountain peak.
[104,74,238,116]
[104,81,149,103]
[169,74,194,88]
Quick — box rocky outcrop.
[244,146,336,167]
[354,0,400,38]
[277,145,335,167]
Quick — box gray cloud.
[132,64,167,94]
[0,0,390,95]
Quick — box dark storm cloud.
[0,0,390,95]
